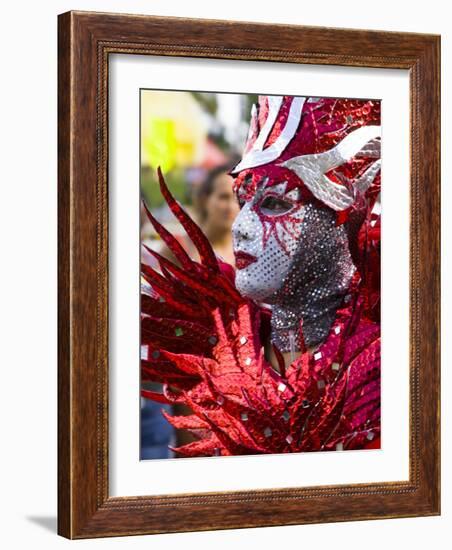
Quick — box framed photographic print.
[58,11,440,538]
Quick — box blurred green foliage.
[141,166,191,209]
[191,92,218,115]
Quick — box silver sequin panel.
[269,203,356,352]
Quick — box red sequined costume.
[141,96,381,457]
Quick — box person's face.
[232,172,306,303]
[204,173,240,230]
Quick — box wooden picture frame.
[58,10,440,538]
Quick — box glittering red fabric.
[140,168,380,457]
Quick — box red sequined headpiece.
[230,95,381,216]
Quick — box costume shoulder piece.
[140,168,380,457]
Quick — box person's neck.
[264,342,317,374]
[202,221,232,248]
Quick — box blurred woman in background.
[192,162,240,265]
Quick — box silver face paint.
[232,179,306,303]
[232,177,356,351]
[268,203,356,351]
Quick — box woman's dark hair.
[195,158,240,221]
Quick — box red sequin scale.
[140,168,380,457]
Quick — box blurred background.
[140,89,257,459]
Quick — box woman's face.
[232,174,306,303]
[204,173,240,230]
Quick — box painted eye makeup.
[259,195,294,215]
[236,174,254,209]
